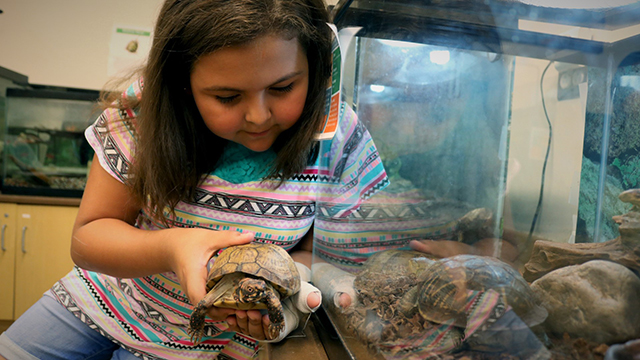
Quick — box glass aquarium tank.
[1,86,99,198]
[311,0,640,359]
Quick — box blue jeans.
[0,295,138,360]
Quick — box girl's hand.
[226,310,270,340]
[166,229,254,321]
[225,287,322,340]
[410,239,519,267]
[409,239,478,258]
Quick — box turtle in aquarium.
[354,249,438,304]
[346,249,439,344]
[399,254,548,328]
[188,242,300,343]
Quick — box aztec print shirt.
[46,78,388,360]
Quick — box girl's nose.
[245,94,271,125]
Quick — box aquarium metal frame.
[6,87,100,102]
[332,0,640,69]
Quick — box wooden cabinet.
[0,203,17,320]
[0,203,78,320]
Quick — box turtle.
[353,249,438,303]
[188,242,301,344]
[347,249,439,344]
[398,254,548,329]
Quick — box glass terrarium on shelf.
[1,86,99,198]
[311,0,640,359]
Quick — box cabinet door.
[14,205,78,318]
[0,203,17,320]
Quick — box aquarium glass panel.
[2,88,99,197]
[312,0,640,358]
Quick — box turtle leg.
[263,290,285,340]
[189,299,211,344]
[397,285,420,317]
[188,279,237,345]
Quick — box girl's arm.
[290,225,314,267]
[71,154,165,277]
[70,154,253,320]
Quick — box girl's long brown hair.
[102,0,332,224]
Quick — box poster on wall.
[107,26,153,77]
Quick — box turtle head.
[234,277,269,304]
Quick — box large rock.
[531,260,640,344]
[523,237,640,282]
[524,189,640,282]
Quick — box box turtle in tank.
[354,249,438,302]
[188,242,300,343]
[344,250,439,345]
[399,254,548,328]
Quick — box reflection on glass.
[312,0,640,359]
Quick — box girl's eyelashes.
[270,83,294,93]
[216,95,239,104]
[213,83,294,104]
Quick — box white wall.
[506,56,586,244]
[0,0,339,91]
[506,20,639,243]
[0,0,163,90]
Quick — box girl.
[0,0,388,359]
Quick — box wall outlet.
[557,66,587,101]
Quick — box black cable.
[331,0,354,25]
[527,61,554,241]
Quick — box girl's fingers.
[216,231,255,249]
[182,231,254,316]
[246,310,265,340]
[262,314,271,339]
[206,306,236,321]
[227,310,266,340]
[409,239,475,258]
[337,292,352,308]
[182,264,209,309]
[235,310,249,334]
[226,315,239,332]
[306,291,321,309]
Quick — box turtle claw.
[266,322,283,341]
[187,306,207,345]
[188,327,205,345]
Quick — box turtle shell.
[354,249,437,295]
[206,242,301,298]
[417,254,547,327]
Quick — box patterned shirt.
[46,78,388,359]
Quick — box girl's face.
[190,34,309,152]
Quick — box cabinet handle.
[21,226,27,253]
[0,224,5,251]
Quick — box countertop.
[259,318,330,360]
[0,194,81,206]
